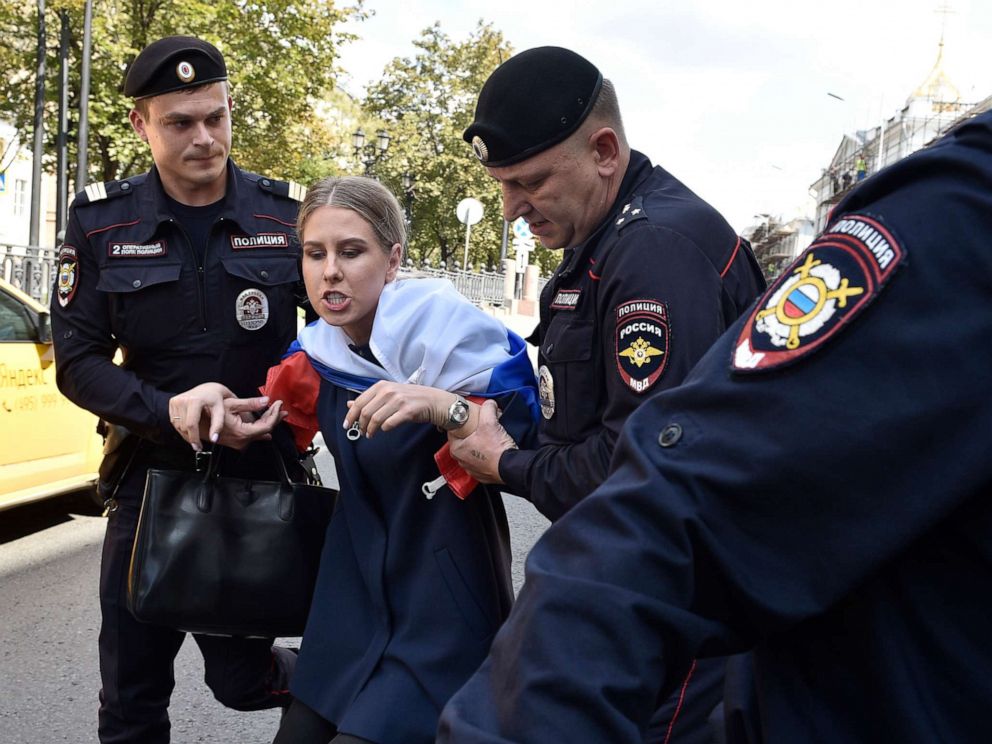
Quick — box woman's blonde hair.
[297,175,407,254]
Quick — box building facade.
[744,216,815,280]
[1,120,59,301]
[810,41,988,233]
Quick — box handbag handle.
[203,444,293,485]
[196,444,295,514]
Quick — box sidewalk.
[484,306,539,364]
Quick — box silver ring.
[346,422,362,441]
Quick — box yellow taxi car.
[0,277,103,511]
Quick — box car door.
[0,279,103,510]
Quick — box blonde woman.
[177,176,537,744]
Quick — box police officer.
[439,110,992,743]
[51,36,304,743]
[448,46,765,741]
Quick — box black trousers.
[97,464,295,744]
[273,699,374,744]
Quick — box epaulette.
[72,178,137,208]
[257,176,306,202]
[614,195,648,233]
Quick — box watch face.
[449,398,470,426]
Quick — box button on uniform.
[658,423,681,447]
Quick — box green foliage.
[0,0,362,188]
[362,21,517,271]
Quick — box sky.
[334,0,992,233]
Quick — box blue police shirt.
[52,161,302,445]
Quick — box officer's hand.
[343,381,464,438]
[202,398,285,451]
[170,383,237,450]
[169,382,272,451]
[448,400,515,484]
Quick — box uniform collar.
[557,150,654,278]
[134,159,246,241]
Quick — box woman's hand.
[343,382,473,438]
[448,400,515,484]
[169,382,283,451]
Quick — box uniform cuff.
[153,390,187,446]
[498,447,536,498]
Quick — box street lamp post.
[352,128,390,177]
[402,171,414,232]
[456,198,484,271]
[75,0,93,189]
[29,0,45,248]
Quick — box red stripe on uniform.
[720,237,742,278]
[254,213,296,227]
[85,219,141,238]
[663,659,697,744]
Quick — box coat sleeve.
[51,207,179,442]
[438,166,992,741]
[500,226,741,521]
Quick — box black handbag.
[127,445,336,638]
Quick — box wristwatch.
[445,395,470,431]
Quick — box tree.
[0,0,362,189]
[362,21,515,271]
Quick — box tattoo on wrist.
[470,449,487,462]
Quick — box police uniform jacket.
[439,112,992,742]
[52,161,302,449]
[499,150,765,520]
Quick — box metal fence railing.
[1,244,513,309]
[1,244,58,304]
[400,267,507,307]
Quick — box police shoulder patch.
[732,213,906,373]
[56,245,79,308]
[616,299,669,394]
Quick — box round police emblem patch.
[733,214,905,373]
[471,136,489,163]
[615,300,670,394]
[538,365,555,419]
[235,288,269,331]
[176,61,196,83]
[56,247,79,308]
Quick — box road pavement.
[0,487,548,743]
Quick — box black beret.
[463,46,603,168]
[124,36,227,100]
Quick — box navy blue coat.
[438,112,992,743]
[291,370,536,743]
